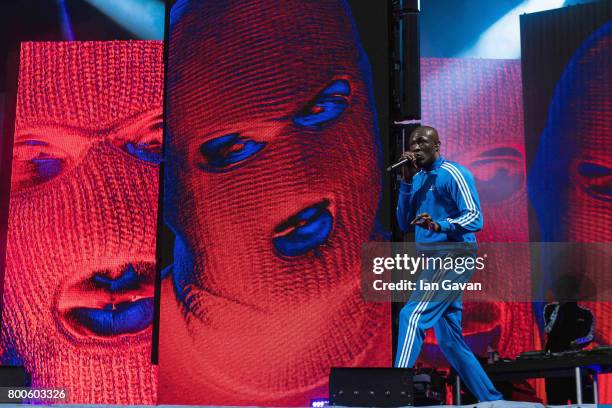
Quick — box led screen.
[0,41,162,404]
[157,0,391,405]
[420,58,537,372]
[524,18,612,403]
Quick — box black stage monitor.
[329,367,413,407]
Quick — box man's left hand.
[410,213,441,232]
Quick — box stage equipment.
[412,367,447,405]
[386,155,412,172]
[310,397,329,407]
[390,0,422,351]
[391,0,420,121]
[476,347,612,405]
[329,367,413,407]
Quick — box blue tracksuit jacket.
[396,156,482,243]
[394,156,502,402]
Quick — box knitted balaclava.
[420,58,536,366]
[529,23,611,246]
[528,24,611,400]
[159,0,390,405]
[1,41,162,404]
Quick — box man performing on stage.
[395,126,502,402]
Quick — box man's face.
[409,131,439,168]
[0,42,162,404]
[161,0,388,400]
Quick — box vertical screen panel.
[158,0,391,405]
[420,58,538,372]
[0,41,162,404]
[522,3,612,403]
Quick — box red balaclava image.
[562,32,612,389]
[528,23,612,402]
[0,42,162,404]
[420,58,537,367]
[159,0,390,405]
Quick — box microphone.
[386,157,411,172]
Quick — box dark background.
[0,1,136,91]
[420,0,598,58]
[348,0,392,232]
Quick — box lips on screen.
[157,0,390,405]
[0,41,162,404]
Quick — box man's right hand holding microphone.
[398,152,439,231]
[399,151,419,183]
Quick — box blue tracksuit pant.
[394,255,502,402]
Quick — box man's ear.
[435,142,441,151]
